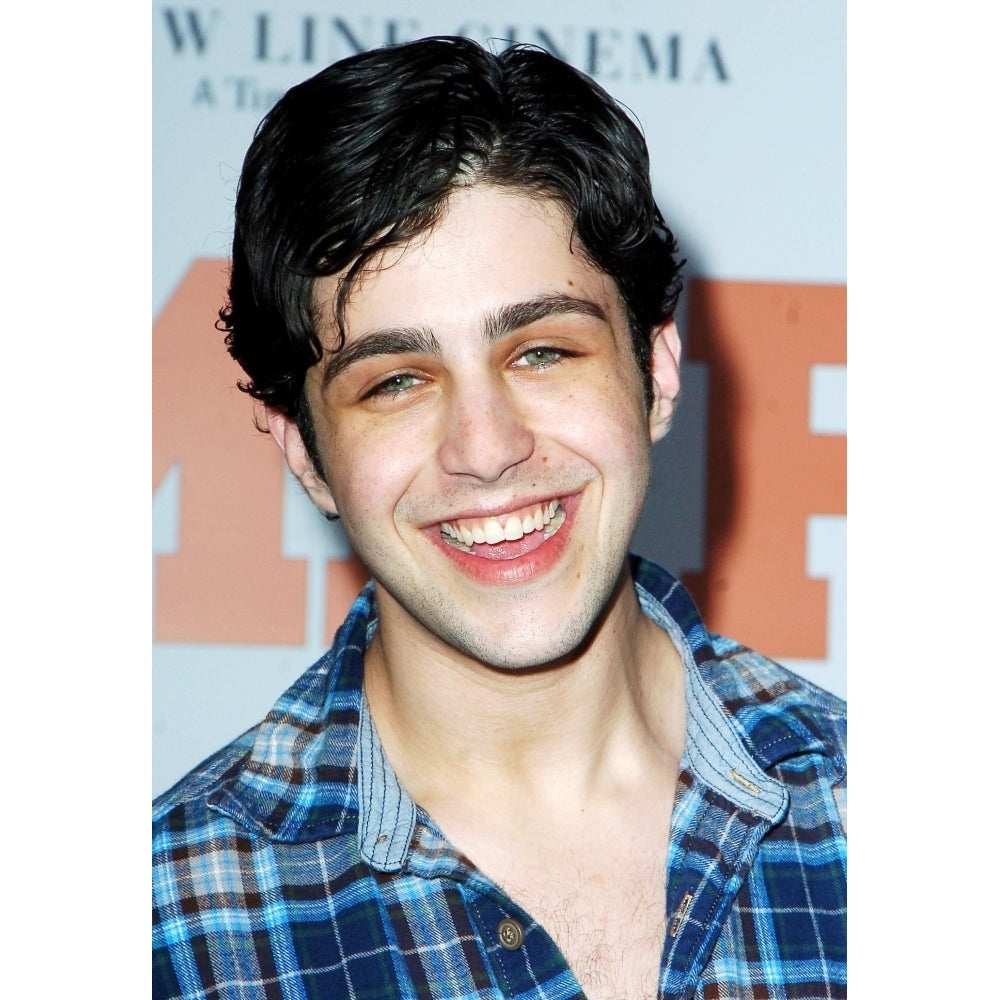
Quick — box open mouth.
[439,499,567,553]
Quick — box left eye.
[518,347,562,367]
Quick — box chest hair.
[497,843,667,1000]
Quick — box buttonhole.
[728,768,763,796]
[668,892,694,938]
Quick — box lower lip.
[429,497,578,586]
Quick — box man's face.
[290,185,680,670]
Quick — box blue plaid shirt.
[153,557,847,998]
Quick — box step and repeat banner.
[153,0,846,795]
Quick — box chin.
[426,594,614,674]
[464,639,583,674]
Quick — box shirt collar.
[356,692,417,870]
[635,580,788,822]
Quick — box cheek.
[325,423,429,519]
[562,371,650,457]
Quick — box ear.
[647,321,683,444]
[265,407,338,517]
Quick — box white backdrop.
[153,0,846,795]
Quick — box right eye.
[365,372,421,398]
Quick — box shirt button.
[497,917,524,950]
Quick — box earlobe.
[647,321,683,444]
[265,407,338,517]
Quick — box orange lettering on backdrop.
[682,280,846,660]
[153,258,367,643]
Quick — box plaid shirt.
[153,557,846,999]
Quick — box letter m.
[162,8,220,55]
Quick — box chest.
[486,832,669,1000]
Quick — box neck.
[363,567,686,816]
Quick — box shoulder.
[706,634,846,776]
[153,726,257,827]
[710,633,846,714]
[152,729,261,906]
[702,636,848,845]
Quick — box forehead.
[313,185,624,345]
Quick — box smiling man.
[152,37,847,1000]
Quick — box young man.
[153,37,846,1000]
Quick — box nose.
[437,376,535,482]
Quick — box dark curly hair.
[220,35,683,460]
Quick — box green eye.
[370,373,419,397]
[522,347,561,366]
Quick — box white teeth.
[440,500,565,550]
[483,519,505,544]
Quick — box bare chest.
[493,841,668,1000]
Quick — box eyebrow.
[482,293,608,343]
[319,292,608,388]
[319,327,439,387]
